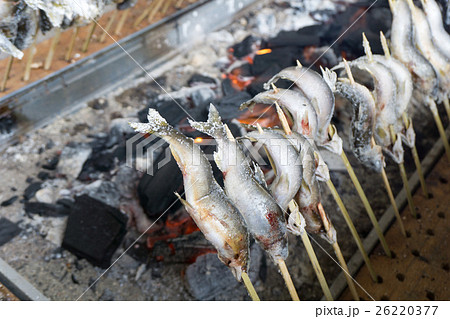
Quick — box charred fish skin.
[240,88,319,140]
[389,0,439,97]
[263,65,337,145]
[335,80,385,173]
[130,109,249,280]
[421,0,450,59]
[407,1,450,101]
[190,105,289,262]
[245,128,303,211]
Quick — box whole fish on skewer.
[130,109,250,280]
[334,63,385,173]
[263,62,342,154]
[420,0,450,59]
[240,88,319,142]
[190,104,289,263]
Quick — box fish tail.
[129,108,173,136]
[321,66,337,92]
[189,104,225,138]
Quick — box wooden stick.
[83,23,97,53]
[241,271,260,301]
[175,0,185,8]
[331,125,392,257]
[288,201,333,300]
[444,98,450,124]
[134,7,151,27]
[380,167,407,236]
[277,259,300,301]
[325,179,378,282]
[316,202,359,300]
[148,0,165,22]
[101,11,117,42]
[389,125,416,218]
[65,27,79,62]
[402,113,429,198]
[1,56,14,92]
[23,41,36,82]
[332,241,360,301]
[428,99,450,160]
[44,29,61,70]
[275,102,292,134]
[115,10,130,36]
[162,0,173,15]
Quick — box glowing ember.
[256,48,272,55]
[194,137,203,143]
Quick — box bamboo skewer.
[389,125,416,218]
[83,23,97,53]
[23,42,36,82]
[329,126,392,256]
[428,99,450,160]
[134,7,151,27]
[175,0,185,8]
[288,201,333,301]
[115,10,130,36]
[444,98,450,124]
[148,0,165,23]
[1,56,14,92]
[325,179,378,282]
[162,0,173,15]
[241,271,260,301]
[44,29,61,70]
[65,27,79,62]
[277,259,300,301]
[402,114,429,197]
[317,203,359,301]
[101,11,117,42]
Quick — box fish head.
[361,145,385,173]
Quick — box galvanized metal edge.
[0,257,49,301]
[0,0,259,151]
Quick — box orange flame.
[194,137,203,143]
[256,48,272,55]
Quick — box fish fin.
[252,162,268,188]
[174,192,196,211]
[321,66,337,92]
[311,97,321,115]
[189,104,225,138]
[263,75,278,91]
[130,108,172,135]
[263,146,278,177]
[213,151,224,172]
[239,99,257,111]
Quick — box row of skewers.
[130,0,450,301]
[0,0,193,91]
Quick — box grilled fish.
[421,0,450,59]
[263,63,338,149]
[190,104,289,262]
[130,109,249,280]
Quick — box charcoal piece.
[0,218,21,246]
[251,46,300,76]
[24,202,70,217]
[221,78,239,96]
[0,114,16,135]
[230,35,259,58]
[367,7,392,34]
[247,64,285,96]
[25,177,33,183]
[297,24,329,40]
[267,30,320,48]
[62,195,128,268]
[83,150,115,173]
[1,195,18,207]
[106,118,138,148]
[191,87,216,109]
[137,150,183,219]
[42,155,59,170]
[37,171,51,181]
[79,180,121,208]
[23,182,42,200]
[116,0,137,10]
[58,143,92,180]
[38,10,52,34]
[139,98,187,125]
[216,91,252,120]
[188,74,217,86]
[88,98,109,110]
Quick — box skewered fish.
[263,62,342,153]
[245,127,303,211]
[389,0,439,98]
[285,131,336,244]
[130,109,249,280]
[190,104,289,262]
[421,0,450,59]
[335,72,385,173]
[240,88,319,141]
[406,0,450,102]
